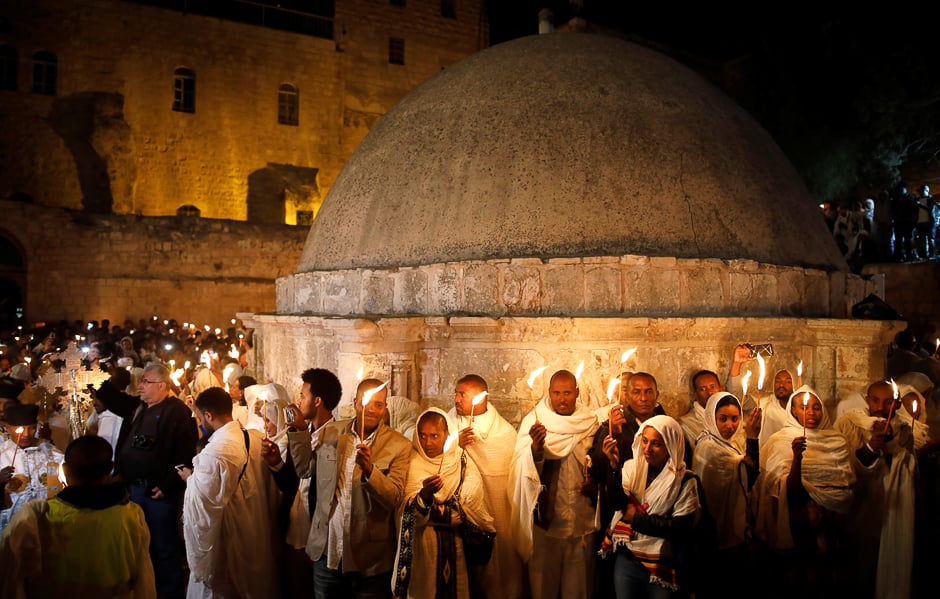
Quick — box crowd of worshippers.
[0,334,939,599]
[823,181,940,273]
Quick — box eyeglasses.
[140,379,164,385]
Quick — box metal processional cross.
[35,342,110,440]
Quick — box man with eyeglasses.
[116,363,198,599]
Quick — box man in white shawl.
[752,386,855,595]
[392,408,494,599]
[180,387,277,599]
[448,374,523,599]
[509,369,599,599]
[759,369,795,447]
[834,380,916,599]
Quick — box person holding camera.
[116,363,198,599]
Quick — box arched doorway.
[0,233,26,330]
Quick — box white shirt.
[326,426,375,571]
[286,418,332,549]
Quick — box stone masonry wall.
[242,313,904,428]
[0,200,305,326]
[277,256,883,319]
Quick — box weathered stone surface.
[361,272,394,314]
[428,265,461,314]
[321,271,361,315]
[501,266,540,314]
[542,266,584,315]
[298,34,847,273]
[393,269,428,314]
[624,268,681,313]
[584,267,622,314]
[463,263,499,314]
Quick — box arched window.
[31,51,56,96]
[278,83,299,126]
[0,46,17,91]
[176,204,201,217]
[173,67,196,113]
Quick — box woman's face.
[417,418,448,459]
[792,394,823,429]
[640,426,670,469]
[715,405,741,440]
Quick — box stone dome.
[298,32,846,273]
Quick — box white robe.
[448,405,525,599]
[835,409,916,599]
[183,421,278,599]
[0,440,64,534]
[508,397,598,562]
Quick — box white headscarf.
[622,415,688,514]
[404,408,462,502]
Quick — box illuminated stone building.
[0,0,486,324]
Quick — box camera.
[131,434,156,449]
[748,343,774,358]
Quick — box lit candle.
[11,426,25,465]
[796,360,803,388]
[615,348,637,407]
[214,328,222,336]
[469,391,488,428]
[360,382,389,440]
[228,345,239,359]
[169,359,176,368]
[755,353,766,409]
[801,392,810,437]
[438,432,458,474]
[170,368,185,387]
[574,360,585,384]
[885,379,899,434]
[912,398,919,421]
[184,360,191,370]
[606,378,620,440]
[231,319,236,325]
[935,338,939,357]
[527,366,548,424]
[741,371,751,401]
[356,366,364,383]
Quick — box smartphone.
[284,407,295,424]
[174,464,187,472]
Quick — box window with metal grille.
[31,51,56,96]
[176,204,201,217]
[278,84,299,126]
[173,67,196,113]
[0,46,17,91]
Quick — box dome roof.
[298,33,846,273]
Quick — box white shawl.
[896,384,930,451]
[615,415,691,560]
[508,396,598,561]
[692,392,749,549]
[752,386,855,550]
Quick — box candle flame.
[204,324,210,331]
[890,378,899,400]
[621,347,637,364]
[741,371,751,398]
[442,431,459,453]
[170,368,185,386]
[184,360,191,370]
[756,353,766,391]
[574,360,585,381]
[913,399,918,416]
[200,350,212,366]
[214,328,222,335]
[15,426,24,434]
[607,378,620,403]
[471,390,488,406]
[802,391,810,407]
[228,344,239,359]
[527,366,548,389]
[797,360,803,377]
[361,381,389,407]
[169,359,175,368]
[936,338,939,352]
[356,365,364,382]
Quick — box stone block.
[620,255,649,267]
[321,271,360,315]
[680,267,724,313]
[463,263,500,314]
[294,273,323,313]
[428,264,460,313]
[775,268,804,316]
[501,266,541,314]
[649,256,677,269]
[361,272,394,314]
[803,271,830,317]
[393,268,428,314]
[542,265,584,315]
[828,272,847,318]
[584,266,622,314]
[728,271,777,315]
[624,268,680,314]
[547,257,582,265]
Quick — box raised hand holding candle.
[469,391,488,428]
[360,381,389,440]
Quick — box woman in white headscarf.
[601,415,701,598]
[896,372,935,453]
[752,385,855,593]
[392,408,494,599]
[692,392,761,553]
[243,383,291,459]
